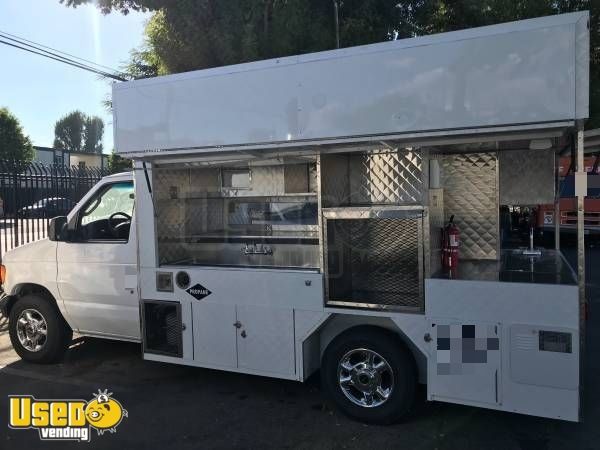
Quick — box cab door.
[57,180,139,340]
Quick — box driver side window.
[78,182,134,242]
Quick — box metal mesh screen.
[326,217,423,310]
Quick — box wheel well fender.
[6,283,61,318]
[314,315,427,384]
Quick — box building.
[32,146,69,166]
[33,146,108,169]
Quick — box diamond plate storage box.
[323,207,424,311]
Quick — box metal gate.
[0,160,108,262]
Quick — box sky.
[0,0,150,152]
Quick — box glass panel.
[222,169,250,189]
[154,160,319,269]
[81,182,134,225]
[78,182,134,241]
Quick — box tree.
[54,110,85,152]
[62,0,597,127]
[0,107,34,163]
[54,111,104,153]
[83,116,104,154]
[107,150,132,173]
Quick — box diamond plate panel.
[441,153,498,260]
[326,217,423,310]
[349,149,423,205]
[499,149,554,205]
[154,166,224,265]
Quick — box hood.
[3,239,56,263]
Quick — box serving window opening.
[153,157,319,269]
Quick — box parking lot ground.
[0,244,598,449]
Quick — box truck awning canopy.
[112,11,589,159]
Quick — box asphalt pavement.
[0,243,598,449]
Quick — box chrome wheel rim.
[338,348,394,408]
[16,309,48,352]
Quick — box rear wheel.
[321,327,416,424]
[8,294,72,363]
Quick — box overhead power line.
[0,29,129,81]
[0,39,126,81]
[0,29,124,74]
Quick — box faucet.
[522,227,542,256]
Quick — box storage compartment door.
[427,320,501,406]
[236,306,295,377]
[192,301,237,368]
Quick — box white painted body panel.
[56,239,138,340]
[56,173,139,340]
[113,12,589,156]
[426,279,579,421]
[2,239,70,323]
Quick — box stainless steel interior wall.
[153,166,224,265]
[440,153,498,260]
[321,148,423,206]
[320,153,350,207]
[499,149,555,205]
[349,150,423,205]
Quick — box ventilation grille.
[143,301,183,357]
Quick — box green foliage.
[83,116,104,153]
[107,150,132,173]
[0,107,34,163]
[54,110,85,152]
[63,0,598,128]
[54,111,104,153]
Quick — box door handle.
[240,330,247,338]
[233,321,242,329]
[424,333,432,343]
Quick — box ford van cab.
[0,172,138,363]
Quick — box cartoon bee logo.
[84,389,128,435]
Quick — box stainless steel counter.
[431,249,577,285]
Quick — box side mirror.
[48,216,68,242]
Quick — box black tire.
[321,326,416,424]
[8,294,72,364]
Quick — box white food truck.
[0,12,589,424]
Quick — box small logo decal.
[186,283,212,300]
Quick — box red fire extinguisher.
[442,215,460,269]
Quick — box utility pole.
[333,1,340,49]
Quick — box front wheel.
[8,294,72,364]
[321,327,416,424]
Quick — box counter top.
[431,249,577,285]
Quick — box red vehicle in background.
[537,155,600,240]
